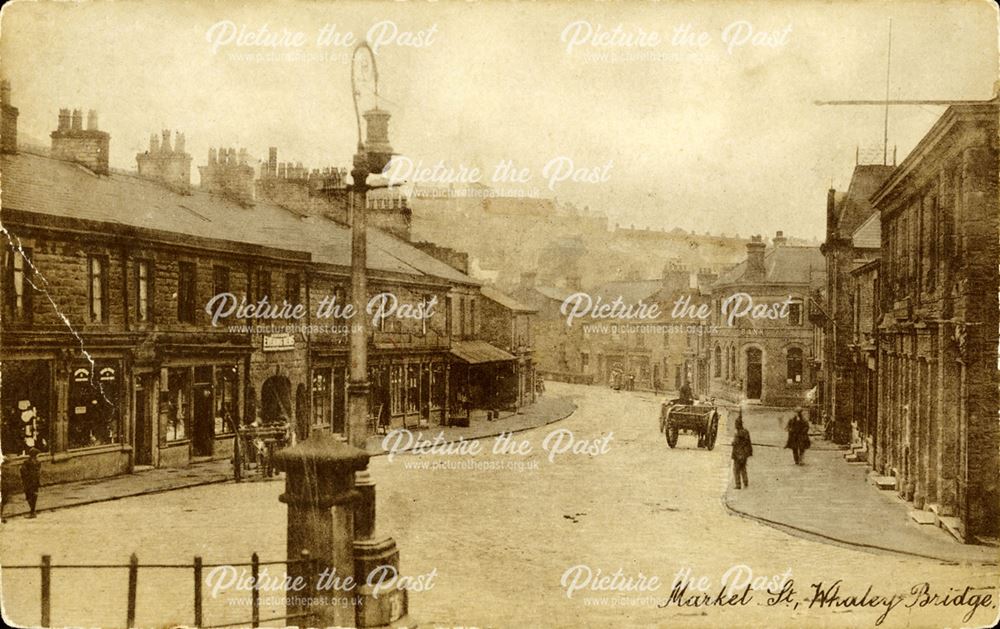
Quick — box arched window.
[714,345,722,377]
[786,347,803,384]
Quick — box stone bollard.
[273,431,369,628]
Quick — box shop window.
[406,365,419,413]
[165,367,190,441]
[1,360,51,455]
[178,262,197,323]
[214,365,238,434]
[786,347,803,384]
[136,260,153,323]
[88,255,108,323]
[68,362,121,449]
[390,366,404,415]
[4,246,33,322]
[312,369,331,427]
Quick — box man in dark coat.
[678,381,694,405]
[785,408,811,465]
[731,413,753,489]
[20,447,41,518]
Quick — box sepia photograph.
[0,0,998,627]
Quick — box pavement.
[721,403,998,565]
[0,392,576,521]
[4,382,997,629]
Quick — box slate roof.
[835,164,895,236]
[714,245,826,288]
[450,340,515,364]
[591,279,662,304]
[851,211,881,249]
[1,150,477,286]
[480,285,537,313]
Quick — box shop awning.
[450,340,515,364]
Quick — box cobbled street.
[2,382,998,628]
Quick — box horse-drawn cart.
[659,401,719,450]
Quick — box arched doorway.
[746,347,763,400]
[260,376,292,424]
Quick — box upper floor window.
[714,345,722,377]
[786,347,803,384]
[213,265,230,297]
[178,262,197,323]
[787,300,802,326]
[256,269,271,302]
[5,247,33,322]
[136,260,153,323]
[286,273,301,307]
[88,255,108,323]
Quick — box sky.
[1,0,997,240]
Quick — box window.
[787,301,802,326]
[406,365,419,413]
[421,294,431,336]
[286,273,301,307]
[165,367,190,441]
[581,353,590,369]
[136,260,153,323]
[714,345,721,377]
[214,365,238,434]
[213,265,230,297]
[459,296,466,339]
[257,269,271,302]
[1,360,51,455]
[178,262,197,323]
[390,365,404,415]
[68,361,121,449]
[88,255,108,323]
[786,347,803,384]
[5,247,33,322]
[445,296,453,337]
[312,369,331,427]
[470,297,477,337]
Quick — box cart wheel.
[705,412,719,450]
[666,423,678,448]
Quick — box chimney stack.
[661,258,689,293]
[772,230,787,247]
[137,127,192,190]
[1,80,19,154]
[51,107,110,174]
[826,188,838,241]
[745,235,767,281]
[198,146,255,205]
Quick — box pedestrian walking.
[785,407,811,465]
[731,413,752,489]
[20,447,41,518]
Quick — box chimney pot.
[86,109,98,131]
[71,109,83,131]
[58,108,71,131]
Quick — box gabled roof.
[480,285,536,313]
[714,245,825,288]
[835,164,895,236]
[851,211,881,249]
[1,150,477,286]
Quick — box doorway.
[192,366,214,457]
[746,347,763,400]
[134,375,154,466]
